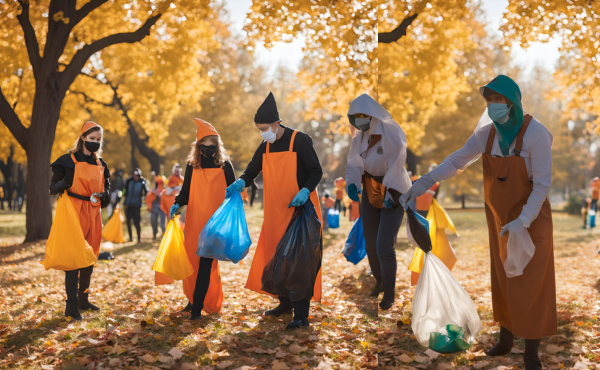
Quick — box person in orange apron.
[346,94,412,309]
[148,171,166,240]
[159,164,184,220]
[49,121,111,320]
[321,190,335,231]
[168,119,234,320]
[401,75,555,370]
[226,92,323,330]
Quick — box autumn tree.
[0,0,212,241]
[243,0,377,132]
[378,0,477,172]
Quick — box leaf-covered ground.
[0,205,377,370]
[380,209,600,370]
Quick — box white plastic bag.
[504,228,535,278]
[412,252,482,347]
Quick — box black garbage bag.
[261,202,322,302]
[98,252,115,260]
[406,207,432,253]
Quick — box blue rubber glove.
[347,183,361,202]
[169,204,179,219]
[288,188,311,208]
[225,178,245,197]
[384,199,395,209]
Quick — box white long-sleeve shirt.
[346,118,413,199]
[426,114,553,227]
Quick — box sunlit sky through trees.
[224,0,561,76]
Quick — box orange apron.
[180,167,224,313]
[146,177,165,211]
[245,130,323,302]
[483,115,557,339]
[159,175,184,215]
[69,153,104,257]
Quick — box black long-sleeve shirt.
[174,159,236,207]
[49,151,111,207]
[239,126,322,192]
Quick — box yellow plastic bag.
[152,216,194,280]
[102,207,125,243]
[40,194,97,271]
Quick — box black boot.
[486,326,514,356]
[265,296,293,317]
[370,281,383,297]
[180,302,192,312]
[524,339,542,370]
[190,258,213,321]
[65,270,82,321]
[78,265,100,311]
[379,287,395,310]
[286,299,310,329]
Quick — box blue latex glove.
[288,188,311,208]
[169,204,179,219]
[384,199,395,209]
[347,183,361,202]
[225,178,245,197]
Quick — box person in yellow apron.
[401,75,555,370]
[49,121,111,320]
[345,94,412,310]
[168,119,234,320]
[227,92,323,330]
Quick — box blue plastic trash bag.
[342,217,366,264]
[328,209,340,229]
[196,192,251,263]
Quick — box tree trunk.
[130,133,140,171]
[406,148,418,175]
[461,194,466,209]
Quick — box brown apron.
[483,114,557,339]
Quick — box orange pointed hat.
[193,118,219,141]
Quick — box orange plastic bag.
[102,207,125,243]
[152,216,194,280]
[40,194,97,271]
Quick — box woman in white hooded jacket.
[345,94,412,310]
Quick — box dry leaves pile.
[0,206,376,369]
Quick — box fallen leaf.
[157,354,172,363]
[308,335,319,342]
[425,349,441,359]
[168,347,184,360]
[275,349,287,358]
[387,335,395,345]
[216,360,233,369]
[413,354,429,364]
[180,363,197,370]
[272,360,290,370]
[41,365,54,370]
[436,363,454,370]
[288,343,308,354]
[545,344,564,354]
[473,361,490,369]
[131,335,138,344]
[220,335,234,344]
[396,353,412,363]
[109,358,122,367]
[140,354,157,363]
[315,344,329,354]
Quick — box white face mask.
[260,124,278,143]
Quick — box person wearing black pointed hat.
[226,92,324,330]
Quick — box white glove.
[499,217,525,237]
[399,175,436,208]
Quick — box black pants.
[65,265,94,301]
[279,296,310,320]
[125,206,141,241]
[361,193,404,293]
[192,257,213,316]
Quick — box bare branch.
[61,13,162,91]
[72,0,110,28]
[16,0,42,76]
[0,87,29,152]
[378,13,419,43]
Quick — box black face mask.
[84,141,101,153]
[199,145,218,158]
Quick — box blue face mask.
[487,103,511,124]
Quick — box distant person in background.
[415,164,440,218]
[107,169,125,217]
[321,190,335,231]
[591,177,599,212]
[582,197,591,229]
[334,177,346,215]
[148,171,166,240]
[248,181,258,207]
[159,164,184,220]
[0,185,4,210]
[123,168,147,243]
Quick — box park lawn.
[379,208,600,370]
[0,204,378,369]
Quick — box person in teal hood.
[401,75,556,370]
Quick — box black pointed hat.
[254,92,280,123]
